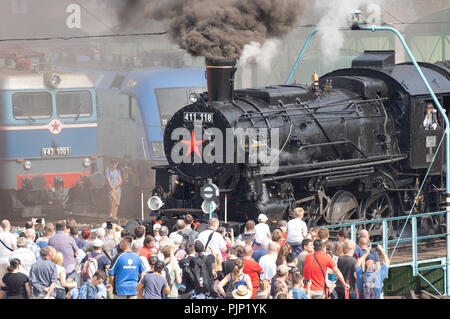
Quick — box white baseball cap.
[93,239,104,248]
[258,214,268,222]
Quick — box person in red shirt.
[242,245,263,299]
[303,239,349,299]
[139,235,157,261]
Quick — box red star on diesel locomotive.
[48,118,63,135]
[181,130,205,158]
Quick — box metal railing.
[317,210,448,295]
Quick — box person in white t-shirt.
[196,218,226,257]
[254,214,271,250]
[9,237,36,277]
[258,242,278,280]
[286,207,308,255]
[0,220,17,282]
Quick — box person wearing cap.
[270,264,290,298]
[9,237,36,277]
[136,260,170,299]
[254,214,271,251]
[80,238,111,278]
[303,239,349,299]
[286,207,308,255]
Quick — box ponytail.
[7,258,20,272]
[231,258,244,286]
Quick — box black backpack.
[192,255,212,294]
[179,256,195,293]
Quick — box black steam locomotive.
[151,51,450,236]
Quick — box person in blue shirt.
[108,236,145,299]
[290,269,310,299]
[355,245,390,299]
[68,270,107,299]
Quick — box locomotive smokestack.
[206,58,236,102]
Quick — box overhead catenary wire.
[0,20,446,43]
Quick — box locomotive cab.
[409,97,445,172]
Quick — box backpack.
[82,253,103,281]
[192,255,212,294]
[179,256,195,293]
[180,232,194,251]
[362,271,378,299]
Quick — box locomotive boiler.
[151,51,450,236]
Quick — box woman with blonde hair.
[52,251,77,299]
[217,257,252,299]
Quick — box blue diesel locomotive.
[0,63,104,218]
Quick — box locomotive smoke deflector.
[206,58,237,102]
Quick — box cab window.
[12,92,52,119]
[56,91,93,118]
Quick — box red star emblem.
[51,121,60,132]
[180,130,205,158]
[48,119,63,135]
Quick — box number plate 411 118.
[183,112,213,123]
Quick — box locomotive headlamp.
[201,200,217,215]
[44,72,61,89]
[83,157,92,167]
[148,196,164,211]
[23,160,32,170]
[189,93,199,103]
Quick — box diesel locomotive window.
[155,87,206,125]
[56,91,92,118]
[12,92,52,119]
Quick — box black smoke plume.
[143,0,304,59]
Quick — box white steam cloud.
[238,39,281,72]
[316,0,383,65]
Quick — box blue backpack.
[362,271,378,299]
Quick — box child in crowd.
[290,270,310,299]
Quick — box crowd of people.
[0,206,390,299]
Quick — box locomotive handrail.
[237,97,389,119]
[359,25,450,297]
